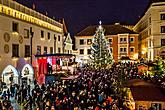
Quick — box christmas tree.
[152,57,165,79]
[90,21,113,68]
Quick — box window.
[149,17,151,24]
[120,38,126,42]
[130,37,134,42]
[24,29,29,38]
[58,35,60,41]
[124,48,127,52]
[44,46,47,54]
[12,22,19,32]
[12,44,19,57]
[41,30,44,38]
[87,39,92,45]
[120,48,123,52]
[161,26,165,33]
[120,47,127,52]
[58,48,61,53]
[130,47,134,52]
[109,39,112,44]
[120,38,123,42]
[54,35,56,40]
[87,49,91,54]
[149,28,151,35]
[37,46,41,54]
[50,47,53,54]
[80,49,84,54]
[25,45,30,57]
[80,39,84,45]
[161,14,165,20]
[161,39,165,46]
[124,38,126,42]
[48,32,50,40]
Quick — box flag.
[32,3,35,10]
[45,11,48,16]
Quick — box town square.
[0,0,165,110]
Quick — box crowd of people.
[0,62,157,110]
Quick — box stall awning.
[120,56,131,60]
[35,54,75,58]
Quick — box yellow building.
[0,0,64,77]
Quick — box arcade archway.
[21,64,34,86]
[1,65,19,87]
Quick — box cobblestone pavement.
[10,97,21,110]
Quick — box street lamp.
[30,27,34,64]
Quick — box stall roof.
[35,54,75,58]
[120,56,131,60]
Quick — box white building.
[75,24,138,64]
[0,0,64,79]
[64,33,73,54]
[134,1,165,60]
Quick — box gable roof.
[76,25,137,36]
[64,33,72,44]
[131,86,165,101]
[127,79,165,101]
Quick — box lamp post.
[30,27,34,64]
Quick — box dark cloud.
[16,0,150,36]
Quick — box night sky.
[16,0,150,36]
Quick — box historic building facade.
[0,0,64,74]
[75,24,138,63]
[133,1,165,60]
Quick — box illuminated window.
[3,7,6,14]
[14,12,16,17]
[12,22,19,32]
[8,10,10,15]
[0,7,2,13]
[87,39,92,45]
[20,14,22,19]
